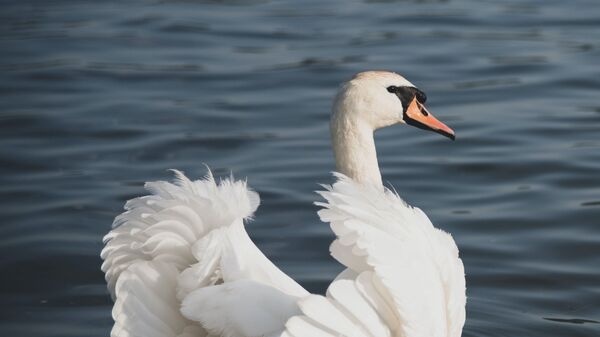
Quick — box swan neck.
[331,115,382,187]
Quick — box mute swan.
[101,71,466,337]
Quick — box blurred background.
[1,0,599,336]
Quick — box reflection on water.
[1,0,599,336]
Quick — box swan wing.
[102,170,307,337]
[181,279,302,337]
[283,173,466,337]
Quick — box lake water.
[1,0,599,336]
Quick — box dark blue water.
[1,0,599,336]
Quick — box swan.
[101,70,466,337]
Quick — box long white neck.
[330,111,382,187]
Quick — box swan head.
[333,71,455,140]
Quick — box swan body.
[102,71,466,337]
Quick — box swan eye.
[415,90,427,103]
[387,86,398,93]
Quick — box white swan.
[101,71,466,337]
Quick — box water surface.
[1,0,600,336]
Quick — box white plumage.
[102,71,466,337]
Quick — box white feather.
[326,278,391,337]
[281,174,466,337]
[181,280,301,337]
[102,170,307,337]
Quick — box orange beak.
[404,97,455,140]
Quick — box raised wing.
[282,173,466,337]
[101,170,307,337]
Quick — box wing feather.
[327,278,391,337]
[283,173,466,337]
[296,295,369,337]
[285,316,338,337]
[102,170,278,337]
[181,280,301,337]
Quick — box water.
[1,0,599,335]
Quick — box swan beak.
[404,97,455,140]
